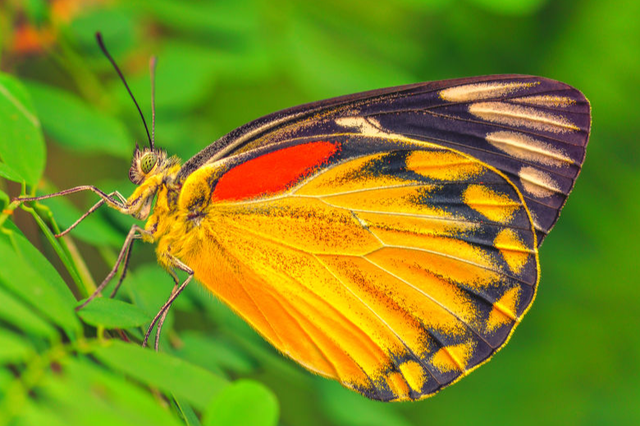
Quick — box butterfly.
[18,34,590,402]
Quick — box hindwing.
[175,135,539,401]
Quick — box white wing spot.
[439,81,538,102]
[519,166,561,198]
[469,102,580,133]
[511,95,576,108]
[486,131,574,168]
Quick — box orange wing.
[170,135,538,401]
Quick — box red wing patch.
[212,141,340,201]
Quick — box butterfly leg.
[76,224,151,310]
[108,236,136,298]
[142,256,194,351]
[151,269,180,351]
[16,185,127,207]
[15,186,128,236]
[56,191,128,237]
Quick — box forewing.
[179,75,591,245]
[177,135,539,401]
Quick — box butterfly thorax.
[137,156,230,272]
[148,161,229,271]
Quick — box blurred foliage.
[0,0,638,425]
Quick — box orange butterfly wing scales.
[158,134,540,401]
[134,76,589,401]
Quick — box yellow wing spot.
[317,255,439,356]
[486,287,520,333]
[462,185,520,223]
[494,229,532,274]
[356,212,479,238]
[518,166,562,198]
[431,340,476,373]
[367,248,481,331]
[366,224,500,290]
[511,95,576,108]
[405,150,485,181]
[399,360,427,393]
[469,102,580,133]
[485,131,574,168]
[439,81,537,102]
[322,185,451,218]
[385,371,411,400]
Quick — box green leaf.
[177,332,256,376]
[23,0,50,26]
[0,234,80,335]
[67,7,135,57]
[77,298,151,329]
[25,81,132,158]
[137,0,259,38]
[0,286,57,339]
[320,380,411,426]
[0,73,46,185]
[92,340,229,410]
[12,207,87,299]
[118,42,218,113]
[203,380,279,426]
[0,161,24,182]
[392,0,453,10]
[13,400,69,426]
[0,330,34,364]
[10,228,78,309]
[39,357,183,426]
[465,0,548,15]
[125,264,177,349]
[126,264,176,315]
[0,368,14,395]
[172,397,201,426]
[286,18,415,97]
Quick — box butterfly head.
[124,144,182,221]
[129,145,169,185]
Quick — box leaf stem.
[27,202,95,297]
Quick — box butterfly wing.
[173,135,539,401]
[179,75,590,246]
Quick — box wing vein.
[263,290,342,379]
[219,225,392,391]
[313,197,533,232]
[314,254,443,389]
[365,244,534,287]
[363,257,495,357]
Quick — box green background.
[0,0,638,425]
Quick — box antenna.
[149,56,158,148]
[96,32,153,149]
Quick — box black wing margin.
[179,75,591,246]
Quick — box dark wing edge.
[180,75,591,245]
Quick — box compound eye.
[140,152,157,174]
